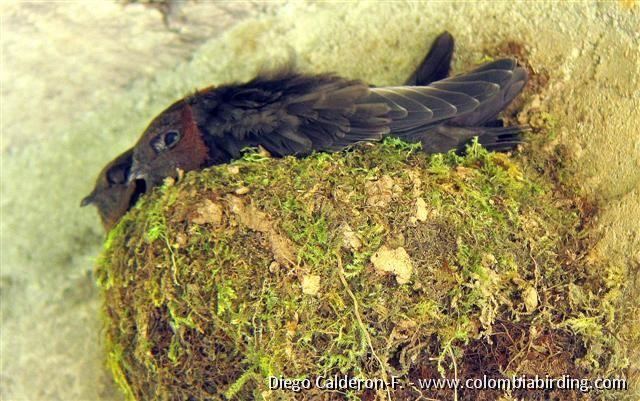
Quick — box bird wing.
[367,58,527,140]
[191,59,526,164]
[191,72,392,164]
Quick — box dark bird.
[81,31,456,230]
[129,57,526,188]
[80,149,146,231]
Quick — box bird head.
[129,100,209,188]
[81,148,145,231]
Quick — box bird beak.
[80,193,94,207]
[127,170,142,184]
[127,161,146,184]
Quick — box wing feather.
[192,72,389,161]
[366,58,527,137]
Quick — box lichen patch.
[370,245,414,284]
[414,197,428,222]
[301,274,321,296]
[190,199,223,226]
[341,223,362,250]
[226,194,296,266]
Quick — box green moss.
[98,138,630,400]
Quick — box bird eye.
[151,130,181,153]
[106,166,127,185]
[164,131,180,148]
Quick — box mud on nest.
[97,137,629,400]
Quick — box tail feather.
[405,31,455,86]
[474,125,528,152]
[415,125,528,154]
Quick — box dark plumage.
[130,57,527,187]
[80,149,145,230]
[404,31,454,86]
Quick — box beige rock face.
[1,1,637,400]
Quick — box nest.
[97,140,628,400]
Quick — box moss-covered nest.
[97,139,629,401]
